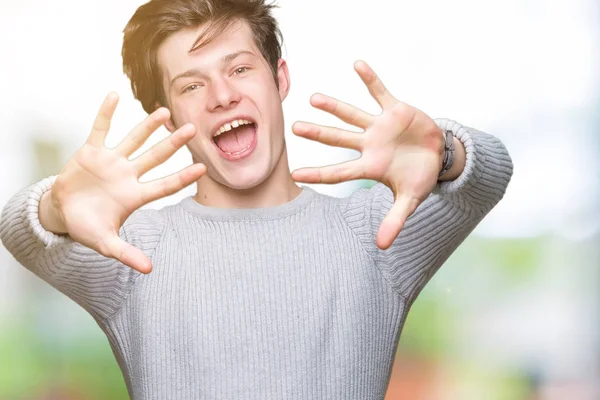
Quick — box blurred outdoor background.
[1,0,599,399]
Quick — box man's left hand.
[292,60,447,250]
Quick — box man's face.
[157,20,290,190]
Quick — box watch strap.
[438,129,455,177]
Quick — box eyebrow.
[169,50,256,88]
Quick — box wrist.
[39,190,68,235]
[437,129,455,177]
[438,136,466,181]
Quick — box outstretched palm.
[50,93,206,273]
[292,61,445,250]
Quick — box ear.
[276,59,291,102]
[164,118,177,134]
[155,102,177,133]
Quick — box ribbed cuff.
[433,118,485,196]
[24,175,73,248]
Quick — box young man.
[0,0,513,398]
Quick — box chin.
[214,158,274,192]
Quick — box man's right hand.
[39,92,206,274]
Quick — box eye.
[183,84,202,93]
[233,67,249,75]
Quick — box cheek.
[245,72,280,102]
[250,86,282,120]
[185,135,213,163]
[171,98,204,128]
[168,99,188,127]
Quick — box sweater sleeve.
[341,118,514,304]
[0,175,164,322]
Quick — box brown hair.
[122,0,283,114]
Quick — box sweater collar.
[179,185,317,221]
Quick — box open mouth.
[212,119,257,156]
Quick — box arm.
[1,92,205,321]
[342,119,512,303]
[290,61,512,303]
[0,176,164,321]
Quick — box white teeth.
[214,119,253,138]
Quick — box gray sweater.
[1,118,513,399]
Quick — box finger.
[292,160,364,184]
[354,60,397,110]
[310,93,373,129]
[87,92,119,147]
[100,234,153,274]
[115,107,172,158]
[292,121,363,151]
[376,194,421,250]
[132,123,197,177]
[140,163,207,204]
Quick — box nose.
[206,77,241,112]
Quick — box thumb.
[101,234,153,274]
[376,194,420,250]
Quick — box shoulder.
[120,206,169,248]
[336,182,393,216]
[125,207,165,230]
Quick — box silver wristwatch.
[438,129,455,177]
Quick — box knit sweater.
[0,118,513,399]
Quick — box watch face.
[438,130,455,177]
[445,130,453,148]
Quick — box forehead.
[157,20,259,80]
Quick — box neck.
[192,146,302,209]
